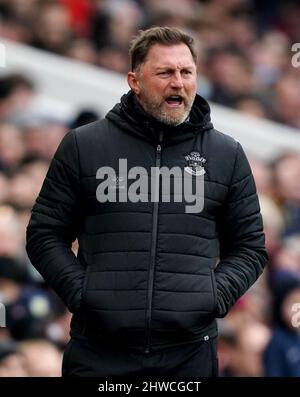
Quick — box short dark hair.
[129,26,197,71]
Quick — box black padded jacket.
[26,91,268,352]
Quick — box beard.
[137,90,196,127]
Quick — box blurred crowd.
[1,0,300,127]
[0,0,300,377]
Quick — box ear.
[127,71,141,95]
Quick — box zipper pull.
[157,144,161,153]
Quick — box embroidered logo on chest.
[184,152,206,176]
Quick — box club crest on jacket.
[184,152,206,176]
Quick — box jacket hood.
[106,90,213,145]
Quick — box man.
[26,27,268,377]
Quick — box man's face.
[128,43,197,126]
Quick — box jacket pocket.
[210,269,218,314]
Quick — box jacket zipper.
[145,132,163,354]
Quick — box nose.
[170,71,184,89]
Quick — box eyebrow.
[154,65,195,71]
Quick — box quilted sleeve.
[215,142,268,318]
[26,130,85,313]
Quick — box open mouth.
[165,95,183,107]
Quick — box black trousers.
[62,337,218,377]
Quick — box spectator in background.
[58,0,93,37]
[264,273,300,376]
[97,45,130,74]
[69,109,100,129]
[209,51,257,107]
[0,341,28,377]
[249,158,274,197]
[272,153,300,237]
[273,76,300,129]
[18,339,62,377]
[0,123,25,174]
[0,256,54,341]
[30,1,73,54]
[8,160,49,211]
[272,235,300,277]
[65,39,98,65]
[0,206,23,258]
[0,172,9,204]
[259,195,285,263]
[233,96,269,119]
[219,322,270,377]
[0,74,35,123]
